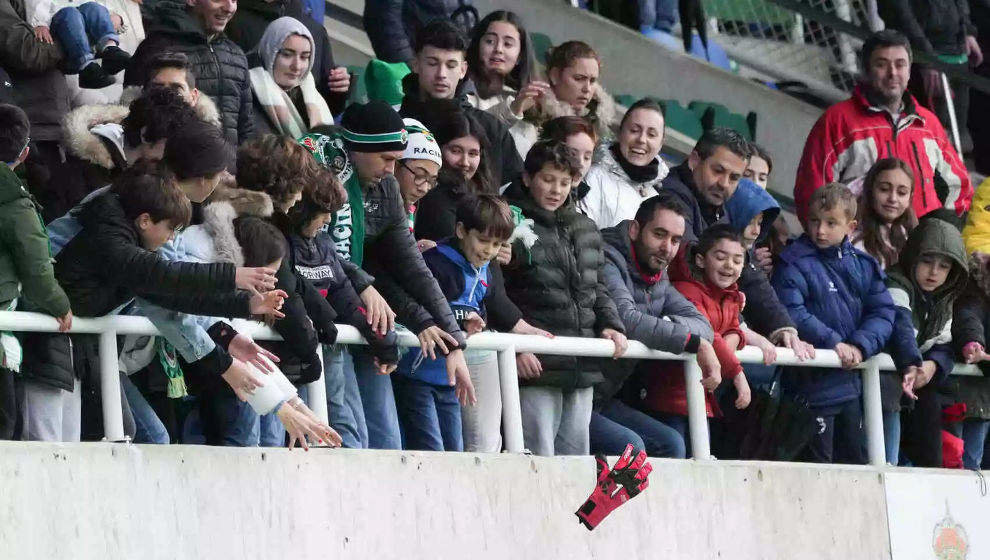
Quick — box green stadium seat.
[530,32,553,66]
[688,100,756,140]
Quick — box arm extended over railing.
[0,311,980,466]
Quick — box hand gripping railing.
[0,310,981,465]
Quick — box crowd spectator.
[0,104,72,440]
[396,118,443,231]
[364,0,475,65]
[126,0,255,144]
[226,0,350,114]
[595,194,715,458]
[794,30,972,224]
[884,217,967,468]
[399,19,522,186]
[772,183,896,464]
[581,98,669,228]
[463,10,545,131]
[949,261,990,470]
[510,41,620,160]
[742,142,771,189]
[502,142,628,456]
[636,225,755,455]
[299,101,474,450]
[248,17,333,138]
[26,0,131,88]
[852,158,917,269]
[537,116,597,203]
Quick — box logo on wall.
[932,502,968,560]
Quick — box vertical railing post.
[99,328,126,442]
[305,346,330,425]
[683,359,711,460]
[861,359,886,466]
[497,346,525,453]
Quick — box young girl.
[633,225,756,454]
[510,41,620,159]
[539,115,598,189]
[852,158,918,269]
[502,141,628,456]
[885,218,968,468]
[464,11,547,127]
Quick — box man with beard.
[794,29,971,224]
[663,128,814,359]
[593,194,718,457]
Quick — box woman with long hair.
[852,157,918,269]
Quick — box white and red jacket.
[794,85,972,223]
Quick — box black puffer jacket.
[125,4,254,144]
[362,174,467,347]
[662,162,797,341]
[400,73,523,187]
[53,189,248,318]
[501,180,625,390]
[226,0,347,115]
[880,0,975,57]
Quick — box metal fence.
[1,310,981,466]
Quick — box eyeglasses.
[400,160,439,188]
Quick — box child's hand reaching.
[962,342,988,364]
[249,289,287,318]
[754,246,774,275]
[600,328,628,358]
[695,339,722,391]
[236,266,278,293]
[834,342,863,369]
[462,311,486,336]
[733,373,752,409]
[780,331,815,361]
[34,26,53,44]
[901,367,919,400]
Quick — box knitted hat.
[402,118,442,166]
[366,59,410,109]
[340,100,408,153]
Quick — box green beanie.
[365,59,410,108]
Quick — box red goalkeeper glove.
[575,444,652,530]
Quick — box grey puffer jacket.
[501,180,625,390]
[595,221,713,407]
[124,3,254,144]
[362,174,467,348]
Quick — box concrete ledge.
[0,442,898,559]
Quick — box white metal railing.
[0,310,981,465]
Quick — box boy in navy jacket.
[771,183,896,464]
[393,193,515,451]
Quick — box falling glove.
[575,444,652,530]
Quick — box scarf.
[250,68,333,139]
[629,240,664,285]
[610,142,659,185]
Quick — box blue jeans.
[323,345,365,448]
[949,419,990,470]
[590,399,686,458]
[392,374,463,451]
[50,2,119,72]
[882,410,901,465]
[258,411,285,447]
[352,346,402,449]
[120,373,169,444]
[651,412,691,457]
[199,394,259,447]
[638,0,678,33]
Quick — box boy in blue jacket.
[771,183,896,464]
[392,193,514,451]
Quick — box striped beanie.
[340,100,408,153]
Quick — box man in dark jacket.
[663,127,812,356]
[364,0,474,65]
[299,101,474,450]
[225,0,350,115]
[398,19,523,186]
[125,0,255,144]
[597,194,718,458]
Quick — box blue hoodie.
[771,234,896,408]
[396,241,490,386]
[725,178,781,244]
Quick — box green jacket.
[0,165,70,320]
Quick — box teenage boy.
[771,182,896,464]
[398,18,523,185]
[0,104,72,440]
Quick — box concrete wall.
[0,442,896,559]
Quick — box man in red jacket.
[794,30,972,223]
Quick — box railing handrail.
[2,309,978,464]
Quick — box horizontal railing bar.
[0,311,980,376]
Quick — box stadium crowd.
[0,0,989,470]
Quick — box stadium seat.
[657,99,705,141]
[688,100,756,140]
[530,32,553,66]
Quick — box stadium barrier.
[0,310,981,465]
